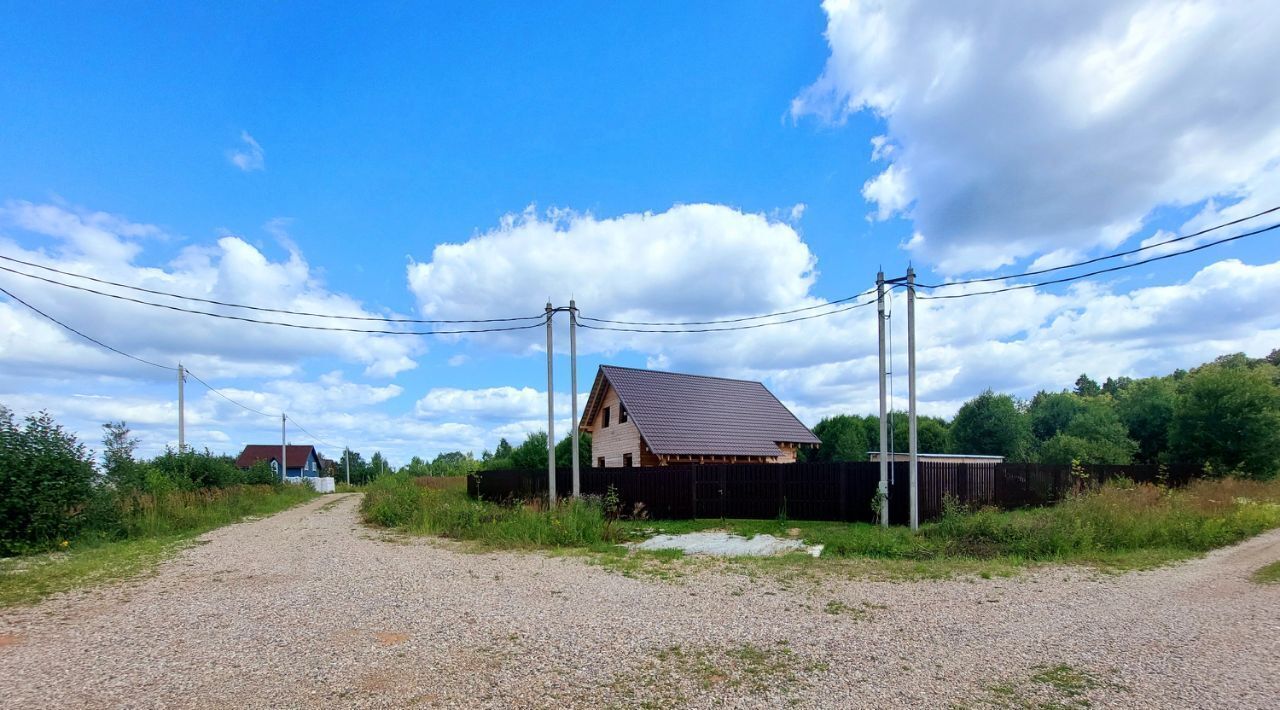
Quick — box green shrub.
[146,448,243,489]
[0,407,98,555]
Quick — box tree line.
[341,431,595,482]
[803,349,1280,479]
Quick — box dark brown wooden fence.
[468,461,1203,525]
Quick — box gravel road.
[3,493,1279,709]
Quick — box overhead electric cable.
[0,264,549,335]
[0,253,544,324]
[285,414,339,449]
[183,370,277,418]
[577,294,879,333]
[916,222,1280,300]
[578,287,878,326]
[916,204,1280,290]
[0,284,176,371]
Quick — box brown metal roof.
[235,444,319,469]
[581,365,820,458]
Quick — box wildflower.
[59,540,69,549]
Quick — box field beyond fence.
[468,461,1204,525]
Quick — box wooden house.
[234,444,324,478]
[578,365,821,467]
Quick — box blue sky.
[2,1,1279,464]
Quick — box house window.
[602,406,611,428]
[270,460,279,475]
[619,406,628,424]
[597,457,605,468]
[623,453,633,467]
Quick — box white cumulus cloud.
[793,0,1280,273]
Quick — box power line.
[917,221,1280,300]
[0,253,543,324]
[578,294,879,333]
[0,264,549,335]
[285,414,339,450]
[183,370,277,418]
[916,204,1280,290]
[578,287,877,327]
[0,284,176,371]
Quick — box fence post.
[957,463,969,508]
[839,465,848,521]
[691,465,698,519]
[719,465,727,519]
[777,465,785,519]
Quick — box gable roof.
[235,444,319,469]
[580,365,821,458]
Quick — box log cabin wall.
[588,384,644,467]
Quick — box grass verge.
[0,484,317,607]
[623,477,1280,572]
[1252,559,1280,584]
[362,475,1280,579]
[362,474,620,549]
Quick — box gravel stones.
[2,493,1278,708]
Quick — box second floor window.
[619,406,628,424]
[603,406,611,428]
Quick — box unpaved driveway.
[2,494,1279,708]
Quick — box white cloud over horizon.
[792,0,1280,273]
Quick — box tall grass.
[924,478,1280,560]
[109,484,318,540]
[361,473,619,548]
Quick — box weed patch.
[607,641,824,707]
[362,474,620,549]
[1252,559,1280,584]
[978,664,1121,709]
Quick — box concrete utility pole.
[177,362,185,453]
[876,272,889,528]
[569,299,580,498]
[907,267,919,531]
[345,447,350,485]
[545,302,557,506]
[281,414,287,483]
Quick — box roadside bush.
[361,472,618,548]
[361,473,430,527]
[239,460,278,486]
[0,407,98,555]
[1,407,313,558]
[147,448,243,489]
